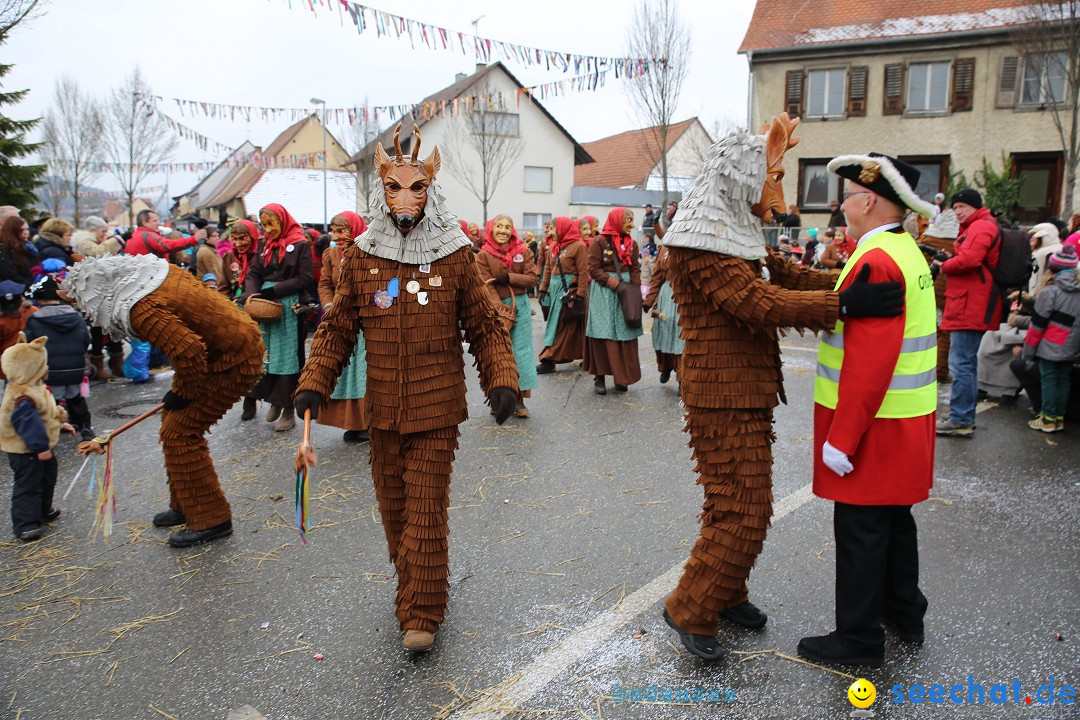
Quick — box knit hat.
[27,275,60,301]
[1048,245,1079,271]
[82,215,107,230]
[827,152,936,217]
[950,188,983,209]
[1,332,48,386]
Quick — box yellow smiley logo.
[847,678,876,708]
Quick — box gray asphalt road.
[2,306,1077,720]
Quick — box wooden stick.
[108,403,165,438]
[78,404,164,456]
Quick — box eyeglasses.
[842,191,871,202]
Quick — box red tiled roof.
[573,118,699,189]
[739,0,1040,53]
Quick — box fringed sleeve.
[764,247,839,291]
[296,248,362,401]
[676,248,840,332]
[129,300,207,400]
[643,249,667,310]
[459,257,519,395]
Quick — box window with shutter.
[883,64,905,115]
[997,55,1019,108]
[951,58,975,112]
[785,70,804,118]
[847,66,868,117]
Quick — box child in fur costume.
[2,333,75,541]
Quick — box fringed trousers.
[665,408,774,636]
[160,361,263,531]
[370,426,460,633]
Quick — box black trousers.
[65,395,92,432]
[8,451,57,535]
[1010,356,1042,412]
[89,325,123,356]
[835,502,928,652]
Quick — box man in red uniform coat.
[798,153,938,668]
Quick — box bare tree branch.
[347,99,382,215]
[0,0,45,36]
[1012,0,1080,216]
[41,76,104,223]
[442,82,523,225]
[102,68,177,224]
[622,0,691,209]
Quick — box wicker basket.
[245,297,283,323]
[495,300,516,332]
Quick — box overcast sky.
[4,0,755,203]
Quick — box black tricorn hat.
[827,152,936,217]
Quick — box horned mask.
[750,112,800,224]
[374,122,442,236]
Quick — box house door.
[1011,153,1063,225]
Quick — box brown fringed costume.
[660,115,843,647]
[294,125,518,650]
[63,256,264,543]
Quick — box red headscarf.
[460,220,469,235]
[334,211,368,239]
[230,219,261,287]
[601,207,634,267]
[551,216,583,257]
[481,218,526,268]
[583,215,599,247]
[259,203,306,264]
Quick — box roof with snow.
[740,0,1046,53]
[242,169,356,225]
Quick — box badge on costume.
[406,280,420,295]
[286,244,295,253]
[512,253,524,263]
[419,263,431,274]
[369,267,379,274]
[417,291,429,306]
[374,278,400,308]
[429,275,443,287]
[604,249,613,255]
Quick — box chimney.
[455,72,467,82]
[476,62,487,72]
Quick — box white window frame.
[522,213,551,233]
[805,68,846,118]
[523,166,553,193]
[471,111,520,137]
[906,60,952,114]
[799,160,840,210]
[1021,51,1068,105]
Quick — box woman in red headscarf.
[583,207,642,394]
[315,211,370,442]
[536,216,589,374]
[241,203,313,431]
[582,216,598,247]
[222,219,260,300]
[476,215,538,417]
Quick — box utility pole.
[310,97,328,230]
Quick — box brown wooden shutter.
[951,58,975,112]
[996,55,1019,108]
[785,70,804,118]
[883,64,905,115]
[846,66,869,117]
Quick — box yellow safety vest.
[814,228,937,418]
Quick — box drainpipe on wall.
[745,50,754,131]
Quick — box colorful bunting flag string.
[287,0,651,77]
[48,152,328,175]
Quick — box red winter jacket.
[125,227,198,258]
[940,206,1002,331]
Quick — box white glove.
[822,441,854,477]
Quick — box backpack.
[987,227,1033,290]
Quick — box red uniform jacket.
[813,245,935,506]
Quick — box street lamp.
[310,97,327,230]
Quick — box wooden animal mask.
[373,122,442,235]
[751,112,800,223]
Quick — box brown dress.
[643,246,679,376]
[538,240,588,364]
[315,245,369,432]
[663,247,839,636]
[129,266,264,530]
[297,244,518,633]
[583,235,642,386]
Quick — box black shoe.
[536,360,556,375]
[17,526,43,542]
[659,369,672,384]
[719,600,768,629]
[153,507,186,527]
[797,632,883,668]
[882,618,925,645]
[614,383,628,392]
[168,520,233,548]
[78,427,96,442]
[593,377,607,395]
[44,508,61,523]
[343,430,365,443]
[663,609,726,661]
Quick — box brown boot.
[108,350,125,378]
[274,406,295,432]
[403,630,435,652]
[90,354,113,381]
[240,397,257,421]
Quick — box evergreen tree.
[0,33,44,210]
